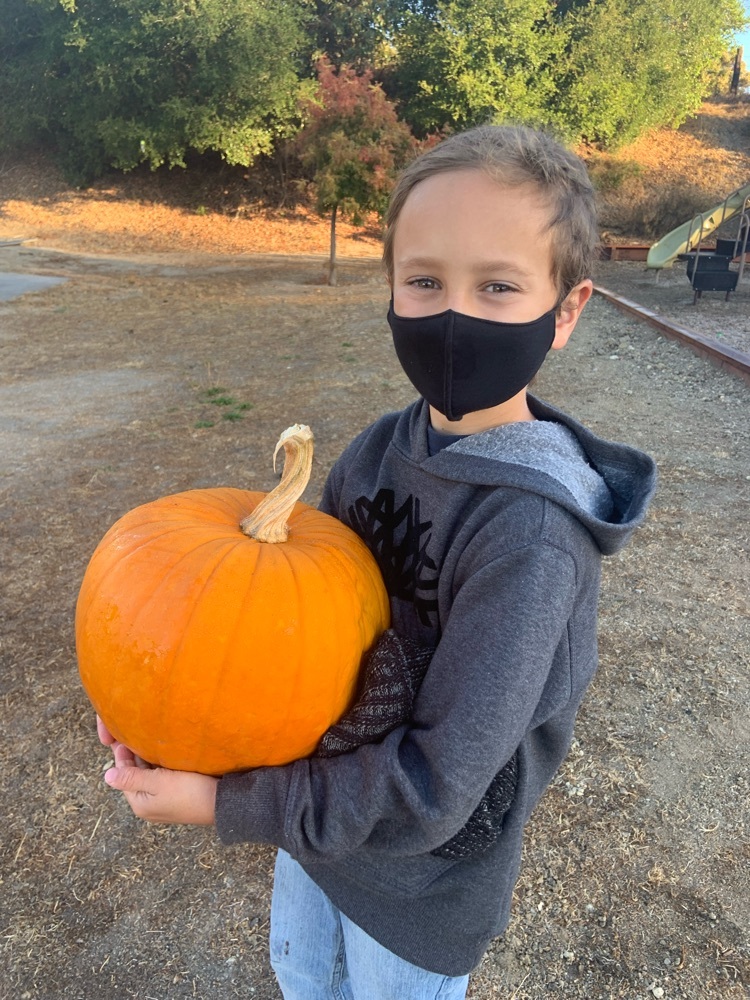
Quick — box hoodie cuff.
[214,765,293,847]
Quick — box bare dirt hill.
[1,98,748,260]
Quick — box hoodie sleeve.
[214,533,580,859]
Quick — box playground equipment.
[682,229,748,303]
[646,182,750,270]
[646,182,750,303]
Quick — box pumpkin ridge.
[148,534,253,768]
[273,539,318,753]
[108,488,262,539]
[85,534,244,766]
[305,531,389,640]
[79,521,226,614]
[183,537,266,773]
[240,539,311,761]
[275,531,380,745]
[168,488,264,525]
[278,532,358,724]
[82,531,242,653]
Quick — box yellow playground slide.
[646,182,750,269]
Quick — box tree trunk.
[328,203,338,286]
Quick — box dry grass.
[0,149,383,259]
[1,98,748,258]
[585,98,750,242]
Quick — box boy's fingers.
[104,764,157,795]
[111,741,137,769]
[96,715,115,746]
[103,765,218,825]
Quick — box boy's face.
[390,168,592,430]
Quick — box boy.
[100,125,656,998]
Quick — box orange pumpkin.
[76,425,390,775]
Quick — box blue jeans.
[270,849,470,1000]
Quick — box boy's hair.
[383,124,598,303]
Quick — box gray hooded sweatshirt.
[215,395,657,976]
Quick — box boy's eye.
[407,277,440,290]
[484,282,515,294]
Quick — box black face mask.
[387,301,557,422]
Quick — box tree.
[3,0,744,187]
[0,0,308,182]
[295,56,420,286]
[300,1,433,73]
[304,1,386,71]
[552,0,747,147]
[384,0,563,137]
[381,0,745,146]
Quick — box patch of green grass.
[200,386,230,401]
[195,385,253,427]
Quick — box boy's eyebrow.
[396,255,534,277]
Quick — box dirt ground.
[1,105,749,999]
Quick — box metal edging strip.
[593,284,750,384]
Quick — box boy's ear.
[552,279,593,350]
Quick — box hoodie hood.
[403,396,657,556]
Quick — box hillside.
[592,97,750,243]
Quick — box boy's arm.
[98,627,429,825]
[215,540,585,860]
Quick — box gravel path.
[594,258,749,356]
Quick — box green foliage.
[0,0,308,182]
[586,155,643,194]
[551,0,747,147]
[386,0,564,136]
[381,0,746,144]
[195,386,253,427]
[295,56,419,222]
[1,0,746,183]
[705,47,749,95]
[304,1,393,71]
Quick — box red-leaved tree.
[296,56,422,285]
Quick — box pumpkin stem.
[240,424,314,543]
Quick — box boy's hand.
[98,718,217,825]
